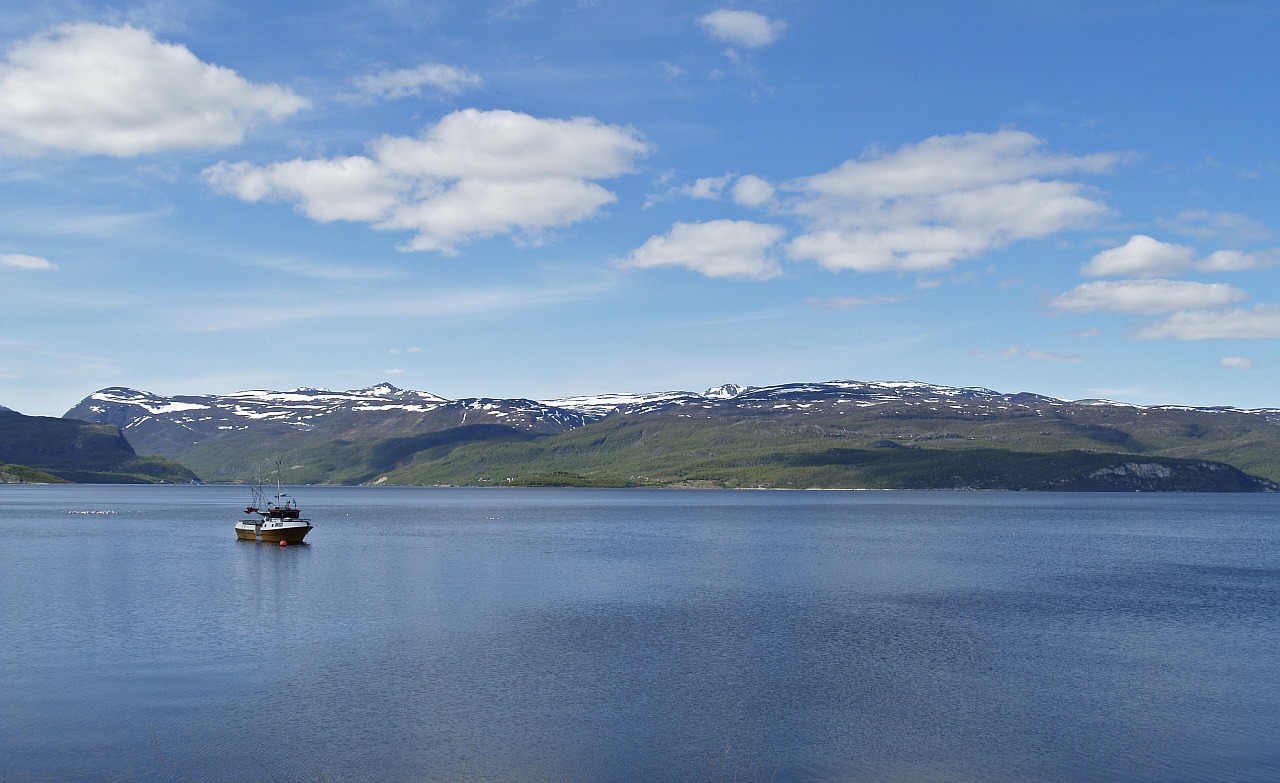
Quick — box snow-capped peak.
[704,383,750,399]
[357,382,402,396]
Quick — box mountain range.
[54,380,1280,491]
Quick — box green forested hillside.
[364,410,1277,491]
[155,405,1280,491]
[0,463,69,484]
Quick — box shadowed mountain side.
[0,411,198,483]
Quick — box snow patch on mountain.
[543,391,705,418]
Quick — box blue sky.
[3,1,1280,416]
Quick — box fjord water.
[2,486,1277,783]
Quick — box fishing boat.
[235,472,312,544]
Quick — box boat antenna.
[275,460,283,502]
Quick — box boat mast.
[274,460,288,507]
[248,463,266,510]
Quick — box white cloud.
[677,173,773,206]
[618,220,786,279]
[181,278,616,332]
[0,206,175,238]
[205,108,649,253]
[1081,234,1278,276]
[1160,210,1274,243]
[1136,304,1280,339]
[206,156,404,223]
[1016,349,1084,363]
[975,347,1083,363]
[1221,356,1254,370]
[0,22,309,157]
[785,130,1120,273]
[1197,249,1279,272]
[1051,279,1247,315]
[807,295,904,309]
[490,0,537,20]
[386,178,619,252]
[354,63,482,100]
[371,109,646,180]
[731,174,774,207]
[1,253,56,270]
[698,10,787,49]
[244,253,406,281]
[1081,235,1197,278]
[794,130,1118,200]
[682,174,733,200]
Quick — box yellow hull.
[259,525,312,543]
[234,520,312,543]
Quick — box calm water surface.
[1,486,1277,782]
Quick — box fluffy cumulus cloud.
[1,253,56,270]
[682,174,733,200]
[205,108,649,253]
[1082,234,1278,275]
[698,10,787,49]
[784,130,1120,273]
[679,173,774,206]
[618,220,786,279]
[353,63,482,100]
[0,22,309,157]
[1081,235,1197,278]
[1052,279,1247,315]
[207,156,404,223]
[731,174,774,207]
[1136,304,1280,339]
